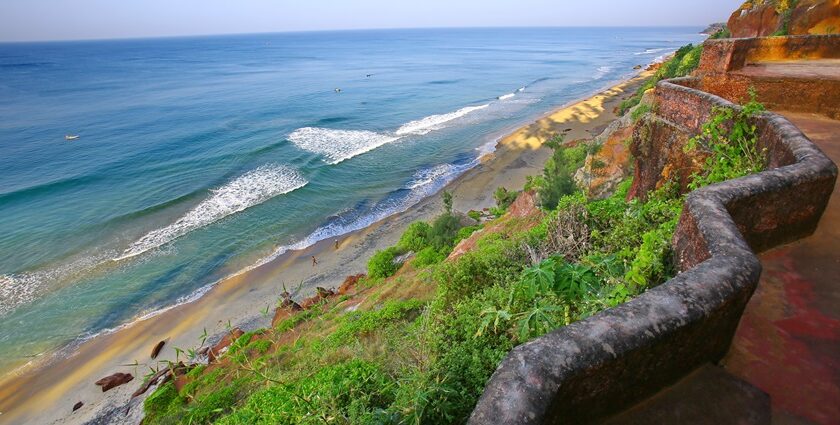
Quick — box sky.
[0,0,740,42]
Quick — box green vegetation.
[493,187,518,211]
[685,90,767,189]
[619,43,705,115]
[709,26,731,39]
[367,247,401,279]
[526,136,587,209]
[144,91,766,425]
[771,0,799,36]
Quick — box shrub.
[414,246,447,267]
[493,187,519,211]
[531,137,586,209]
[367,247,401,279]
[428,213,463,250]
[442,190,453,214]
[685,90,766,190]
[398,221,432,252]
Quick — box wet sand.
[0,70,652,425]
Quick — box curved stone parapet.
[468,77,837,424]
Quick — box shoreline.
[0,70,653,425]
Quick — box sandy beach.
[0,70,652,425]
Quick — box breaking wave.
[592,65,613,80]
[634,47,671,55]
[0,250,115,318]
[497,93,515,100]
[288,127,400,164]
[395,104,489,136]
[116,164,308,260]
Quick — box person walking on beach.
[311,255,318,267]
[334,239,340,250]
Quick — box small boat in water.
[65,135,79,141]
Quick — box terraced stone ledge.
[468,77,837,424]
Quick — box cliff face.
[728,0,840,37]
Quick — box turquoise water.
[0,27,704,373]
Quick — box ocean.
[0,27,704,374]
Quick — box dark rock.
[72,401,83,412]
[633,64,642,70]
[338,274,365,295]
[131,368,169,398]
[300,287,336,309]
[150,340,166,359]
[95,372,134,392]
[207,328,244,363]
[278,291,302,311]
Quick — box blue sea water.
[0,27,704,373]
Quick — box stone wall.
[696,35,840,119]
[697,35,840,74]
[468,78,837,424]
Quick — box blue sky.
[0,0,739,42]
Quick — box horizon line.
[0,24,709,44]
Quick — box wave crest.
[288,127,400,164]
[116,164,307,260]
[395,104,489,136]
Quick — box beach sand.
[0,70,652,425]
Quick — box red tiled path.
[723,112,840,425]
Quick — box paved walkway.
[723,112,840,425]
[738,60,840,80]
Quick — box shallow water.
[0,27,704,374]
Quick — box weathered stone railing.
[698,34,840,73]
[697,35,840,119]
[468,77,837,424]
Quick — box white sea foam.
[395,104,489,136]
[498,93,516,100]
[634,47,671,55]
[288,127,400,164]
[405,163,459,189]
[116,164,308,260]
[592,65,613,80]
[517,87,525,92]
[0,250,116,318]
[236,158,480,276]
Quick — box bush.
[493,187,518,211]
[531,138,586,209]
[398,221,432,252]
[414,246,447,267]
[367,247,401,279]
[685,90,766,190]
[428,213,463,250]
